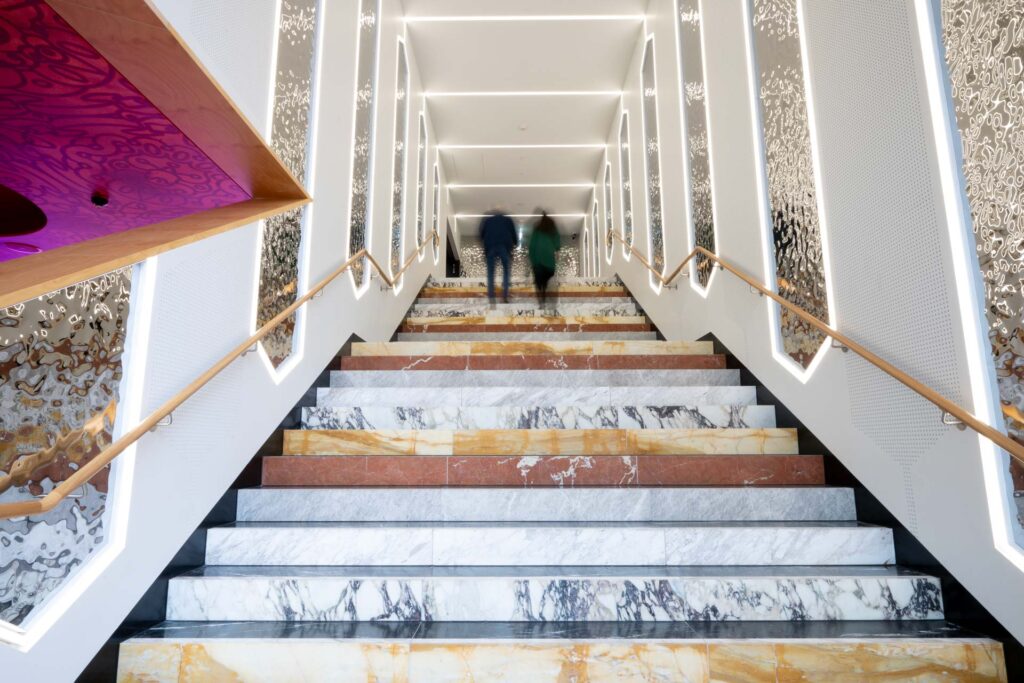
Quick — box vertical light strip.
[604,161,614,263]
[432,161,441,263]
[415,113,428,252]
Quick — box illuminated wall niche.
[592,200,600,275]
[941,1,1024,448]
[257,0,321,367]
[432,163,441,261]
[0,270,131,627]
[619,112,634,256]
[751,0,829,368]
[389,41,410,282]
[415,114,428,249]
[347,0,382,289]
[641,37,665,281]
[604,162,614,261]
[677,0,717,288]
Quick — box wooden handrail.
[607,229,1024,468]
[0,232,440,520]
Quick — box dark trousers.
[533,264,555,308]
[486,248,512,301]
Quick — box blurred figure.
[479,207,517,304]
[528,210,561,311]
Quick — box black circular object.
[91,191,109,207]
[0,184,47,237]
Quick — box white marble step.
[330,368,742,388]
[205,522,894,567]
[316,386,757,408]
[166,565,943,623]
[300,404,777,430]
[237,488,854,523]
[415,296,632,305]
[397,332,659,341]
[408,303,641,317]
[430,278,622,287]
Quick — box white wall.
[0,0,446,677]
[605,0,1024,642]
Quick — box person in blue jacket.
[479,208,518,304]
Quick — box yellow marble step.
[118,638,1007,682]
[282,428,799,456]
[351,340,712,357]
[402,315,648,326]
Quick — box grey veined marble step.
[300,404,777,430]
[408,303,641,317]
[415,296,632,305]
[316,385,757,408]
[205,522,895,567]
[329,368,742,388]
[166,565,942,623]
[397,331,659,341]
[237,488,855,523]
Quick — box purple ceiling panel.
[0,0,252,263]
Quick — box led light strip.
[438,143,607,150]
[426,90,622,97]
[405,15,645,23]
[449,183,595,189]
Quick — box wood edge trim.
[0,197,307,308]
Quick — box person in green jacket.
[528,210,561,311]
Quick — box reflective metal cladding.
[257,0,320,367]
[751,0,829,368]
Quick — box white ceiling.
[407,7,642,221]
[456,214,586,238]
[439,146,606,185]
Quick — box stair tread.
[215,520,877,529]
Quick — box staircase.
[118,278,1007,681]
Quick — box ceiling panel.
[456,214,585,237]
[407,19,642,92]
[449,185,593,216]
[403,0,649,16]
[439,146,606,185]
[428,93,619,146]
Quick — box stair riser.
[416,296,633,304]
[166,575,942,622]
[237,487,853,522]
[329,369,743,388]
[117,639,1008,682]
[400,324,652,333]
[352,340,709,357]
[409,304,640,316]
[205,526,894,566]
[260,454,826,488]
[315,386,758,408]
[341,356,726,371]
[397,332,659,341]
[300,405,777,431]
[283,428,799,457]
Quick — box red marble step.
[418,291,631,299]
[340,354,726,371]
[400,323,652,333]
[261,454,825,487]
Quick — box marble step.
[204,522,895,566]
[396,331,659,341]
[415,295,632,304]
[340,353,724,371]
[165,565,943,623]
[118,625,1007,682]
[402,314,649,326]
[299,405,777,430]
[329,368,743,388]
[315,385,758,408]
[421,285,629,296]
[408,302,641,317]
[261,453,827,487]
[282,427,800,457]
[237,487,853,523]
[429,277,622,287]
[350,340,710,357]
[399,323,653,334]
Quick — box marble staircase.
[118,278,1008,681]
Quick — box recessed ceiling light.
[438,144,606,150]
[405,15,644,23]
[1,241,42,254]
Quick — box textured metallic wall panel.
[0,269,131,626]
[678,0,717,287]
[941,0,1024,446]
[641,39,666,276]
[604,163,614,259]
[415,115,428,249]
[347,0,381,287]
[256,0,320,367]
[618,113,635,253]
[459,240,580,280]
[389,44,410,280]
[751,0,829,367]
[432,164,442,261]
